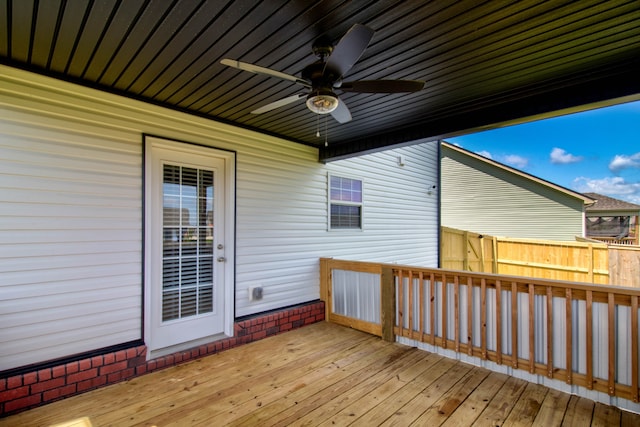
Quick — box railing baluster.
[546,286,553,378]
[586,290,593,389]
[632,295,639,403]
[496,280,502,365]
[608,292,615,396]
[430,273,436,346]
[467,276,473,356]
[481,278,487,360]
[398,269,404,337]
[442,273,448,349]
[408,270,414,338]
[419,271,425,341]
[511,281,518,369]
[529,283,535,374]
[566,288,573,385]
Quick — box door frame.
[143,135,235,359]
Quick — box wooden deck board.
[592,402,622,426]
[410,366,491,426]
[532,388,571,426]
[472,375,528,426]
[1,322,639,427]
[349,357,455,426]
[561,395,595,427]
[379,361,474,426]
[315,352,443,426]
[287,348,429,426]
[440,371,510,426]
[503,382,549,426]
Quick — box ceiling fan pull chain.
[324,114,329,147]
[316,113,320,137]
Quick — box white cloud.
[476,150,492,159]
[573,176,640,203]
[550,147,583,164]
[502,154,528,169]
[609,153,640,172]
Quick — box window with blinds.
[329,175,363,229]
[162,164,214,321]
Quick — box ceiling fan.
[221,24,425,123]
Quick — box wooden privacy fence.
[440,226,497,273]
[610,245,640,286]
[441,226,639,287]
[320,258,640,407]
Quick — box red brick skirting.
[0,301,325,417]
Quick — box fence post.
[480,236,486,273]
[587,243,594,283]
[463,230,469,271]
[381,266,396,342]
[492,236,498,273]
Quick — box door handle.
[217,256,226,262]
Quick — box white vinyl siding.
[0,65,439,371]
[0,109,142,371]
[441,145,585,241]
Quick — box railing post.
[319,258,331,322]
[381,266,396,342]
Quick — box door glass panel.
[162,164,214,321]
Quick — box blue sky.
[448,100,640,204]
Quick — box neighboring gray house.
[440,141,594,241]
[584,192,640,245]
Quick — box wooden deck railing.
[320,258,640,405]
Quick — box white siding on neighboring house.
[441,144,586,241]
[0,65,439,371]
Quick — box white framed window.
[329,174,363,230]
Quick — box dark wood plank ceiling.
[1,0,639,161]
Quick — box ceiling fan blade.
[221,59,311,88]
[325,24,375,78]
[339,80,425,93]
[250,93,306,114]
[330,98,352,123]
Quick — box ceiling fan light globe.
[306,92,339,114]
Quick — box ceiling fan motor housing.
[301,61,340,89]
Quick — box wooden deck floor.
[2,322,639,426]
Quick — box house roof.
[583,193,640,215]
[442,141,595,205]
[1,1,639,162]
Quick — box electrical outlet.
[248,286,263,301]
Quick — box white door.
[144,137,234,357]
